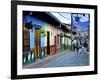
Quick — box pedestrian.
[76,41,79,54]
[73,39,77,51]
[83,40,88,54]
[78,42,85,54]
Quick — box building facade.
[22,11,75,66]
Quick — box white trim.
[17,5,95,75]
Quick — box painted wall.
[23,15,45,49]
[44,23,58,46]
[29,29,34,48]
[23,15,71,49]
[23,15,45,28]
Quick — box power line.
[58,13,71,20]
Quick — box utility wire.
[58,13,71,20]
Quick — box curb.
[23,50,71,68]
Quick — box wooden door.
[35,29,41,58]
[23,30,30,52]
[47,31,50,55]
[54,36,57,54]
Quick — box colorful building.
[22,11,76,66]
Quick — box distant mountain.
[73,21,89,31]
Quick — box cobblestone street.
[39,50,89,68]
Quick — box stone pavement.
[23,50,89,68]
[40,51,89,68]
[23,50,71,68]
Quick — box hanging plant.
[40,29,46,37]
[35,29,46,43]
[25,22,33,29]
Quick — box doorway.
[35,28,41,58]
[47,31,50,55]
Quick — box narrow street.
[38,50,89,68]
[23,11,90,69]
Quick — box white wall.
[44,22,54,46]
[0,0,99,80]
[44,22,60,46]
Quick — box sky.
[50,12,89,31]
[51,13,71,24]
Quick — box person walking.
[78,41,85,54]
[76,41,79,54]
[83,40,88,54]
[73,39,77,51]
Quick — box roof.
[23,11,60,26]
[23,11,76,34]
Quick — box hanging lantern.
[25,21,33,29]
